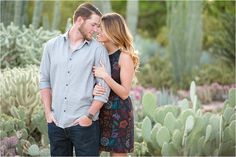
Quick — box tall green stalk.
[0,1,15,26]
[167,0,203,88]
[52,0,61,30]
[13,0,24,26]
[32,0,43,28]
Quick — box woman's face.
[97,24,109,43]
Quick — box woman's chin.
[97,38,103,42]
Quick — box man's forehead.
[86,15,100,24]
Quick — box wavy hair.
[101,13,139,71]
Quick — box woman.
[92,13,139,156]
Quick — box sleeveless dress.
[99,49,134,153]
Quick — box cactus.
[182,115,194,147]
[137,82,231,156]
[142,92,157,120]
[27,144,40,156]
[205,125,212,142]
[179,109,195,125]
[0,136,19,156]
[0,66,40,117]
[178,98,190,110]
[156,126,171,148]
[167,0,203,88]
[161,142,179,156]
[0,23,60,68]
[65,18,72,32]
[222,107,234,127]
[163,112,176,133]
[43,15,50,30]
[32,0,43,29]
[190,81,196,103]
[134,129,141,144]
[134,141,149,156]
[172,129,182,150]
[52,0,61,30]
[228,88,236,108]
[141,116,152,143]
[13,0,24,26]
[0,1,15,26]
[150,123,161,147]
[0,66,51,155]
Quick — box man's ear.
[75,16,84,25]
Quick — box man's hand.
[45,111,57,124]
[73,115,92,127]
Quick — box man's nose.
[93,26,99,33]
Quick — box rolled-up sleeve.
[94,46,111,103]
[39,43,51,89]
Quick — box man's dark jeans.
[47,121,100,156]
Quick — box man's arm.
[93,46,111,104]
[90,45,111,112]
[74,45,110,126]
[39,43,56,123]
[40,88,56,123]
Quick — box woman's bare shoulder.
[119,51,134,66]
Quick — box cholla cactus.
[0,22,60,68]
[0,65,40,115]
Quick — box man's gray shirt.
[39,31,111,128]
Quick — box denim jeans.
[47,121,100,156]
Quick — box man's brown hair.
[73,3,102,23]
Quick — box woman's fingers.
[96,86,106,92]
[99,60,104,67]
[93,84,106,96]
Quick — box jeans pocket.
[78,121,93,128]
[47,122,54,125]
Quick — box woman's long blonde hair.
[101,13,139,71]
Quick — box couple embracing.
[39,2,139,157]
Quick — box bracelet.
[86,113,94,120]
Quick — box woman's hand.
[93,60,109,79]
[93,84,106,96]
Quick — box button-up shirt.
[39,31,111,128]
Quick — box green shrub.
[0,23,60,68]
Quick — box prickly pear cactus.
[137,81,236,156]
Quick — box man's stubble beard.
[78,22,91,41]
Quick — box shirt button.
[66,84,68,86]
[68,71,70,74]
[65,97,67,99]
[69,58,72,61]
[64,110,66,112]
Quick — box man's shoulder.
[45,34,64,47]
[89,39,107,52]
[90,39,104,48]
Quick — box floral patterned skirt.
[99,96,134,153]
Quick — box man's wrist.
[86,113,94,120]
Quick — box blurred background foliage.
[0,0,235,89]
[0,0,235,156]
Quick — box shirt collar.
[63,29,91,45]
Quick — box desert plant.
[0,22,60,68]
[134,81,235,156]
[167,1,203,88]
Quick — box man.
[39,3,110,156]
